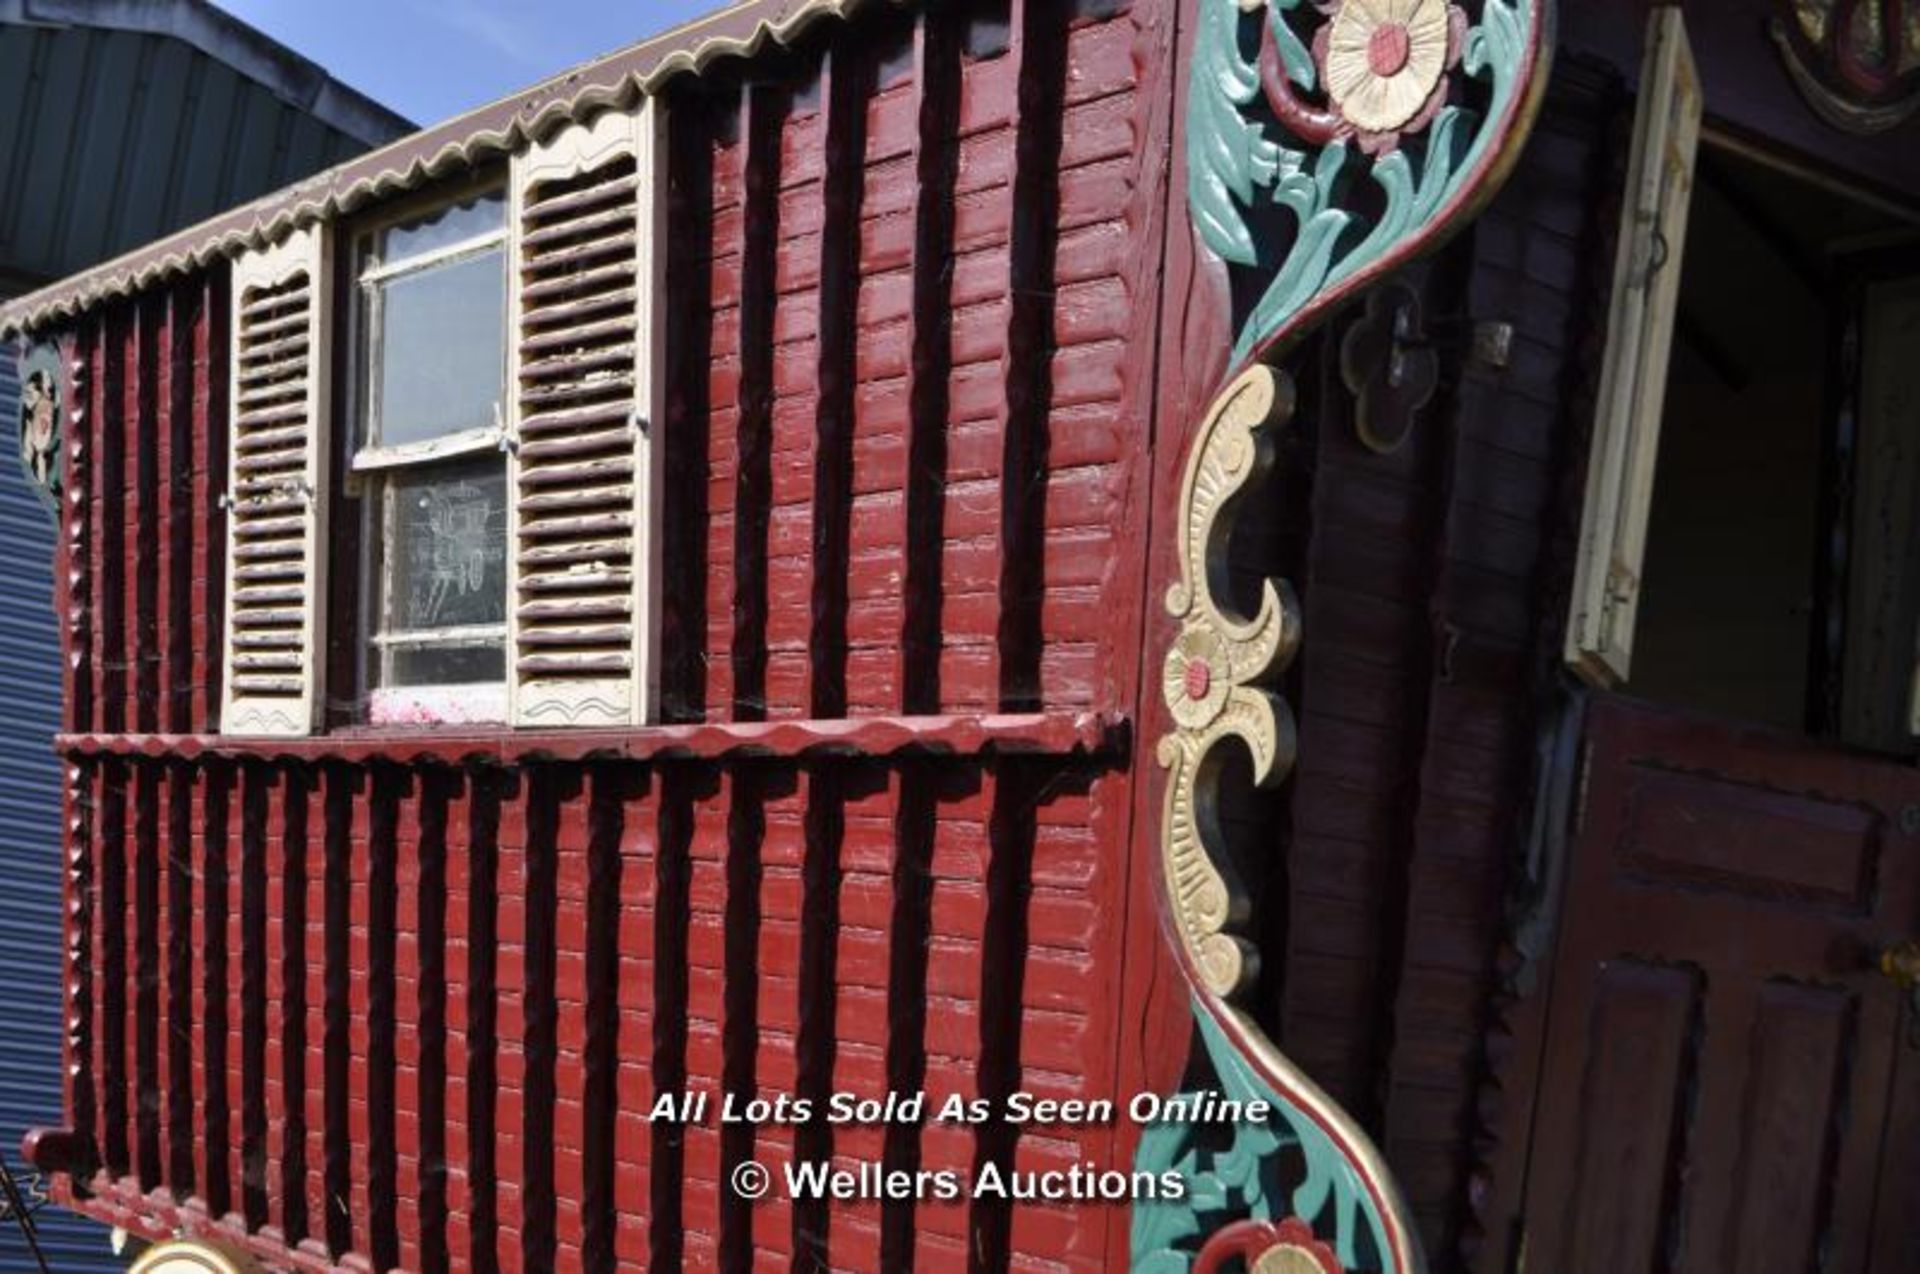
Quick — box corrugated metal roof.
[0,0,413,285]
[0,0,886,335]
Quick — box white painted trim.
[351,424,506,472]
[220,223,332,738]
[506,102,659,731]
[1566,9,1703,687]
[357,227,508,285]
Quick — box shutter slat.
[221,226,331,736]
[509,104,661,727]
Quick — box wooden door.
[1518,695,1920,1273]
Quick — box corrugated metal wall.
[0,340,119,1270]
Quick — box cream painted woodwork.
[507,102,665,729]
[220,224,333,736]
[1567,9,1703,687]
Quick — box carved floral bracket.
[1133,1,1554,1270]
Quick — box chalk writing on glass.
[397,471,506,631]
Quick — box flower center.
[1184,659,1213,702]
[1368,23,1412,78]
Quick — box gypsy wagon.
[4,0,1920,1270]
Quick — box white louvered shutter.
[508,102,664,728]
[1566,9,1702,687]
[221,225,332,736]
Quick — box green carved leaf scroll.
[1131,1000,1395,1272]
[1188,0,1281,266]
[1182,0,1547,364]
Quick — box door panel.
[1521,695,1920,1273]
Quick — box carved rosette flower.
[1167,627,1230,732]
[1249,1220,1347,1274]
[1195,1217,1349,1274]
[1314,0,1468,153]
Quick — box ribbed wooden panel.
[50,1,1165,1269]
[222,228,328,737]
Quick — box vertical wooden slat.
[93,311,121,736]
[67,760,97,1180]
[240,763,271,1228]
[688,84,743,723]
[66,330,94,734]
[648,768,697,1271]
[520,769,561,1269]
[900,10,961,715]
[119,305,142,732]
[718,769,767,1269]
[996,0,1066,712]
[440,772,477,1274]
[553,773,593,1262]
[96,758,126,1181]
[134,298,159,734]
[199,759,232,1218]
[494,774,530,1269]
[393,773,424,1273]
[195,275,227,733]
[322,764,355,1258]
[808,40,871,721]
[418,770,451,1274]
[260,766,292,1236]
[467,771,506,1272]
[367,769,401,1271]
[679,767,730,1267]
[748,766,804,1268]
[938,11,1018,712]
[62,336,98,1177]
[165,284,194,733]
[165,763,196,1195]
[119,759,141,1185]
[663,93,717,724]
[348,768,377,1255]
[794,763,841,1269]
[731,82,780,722]
[913,768,985,1268]
[154,291,175,732]
[134,764,160,1188]
[762,67,830,719]
[281,765,312,1250]
[580,766,624,1270]
[881,762,937,1268]
[613,767,662,1269]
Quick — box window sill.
[55,711,1132,766]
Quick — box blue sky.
[220,0,721,126]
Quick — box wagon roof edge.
[0,0,901,338]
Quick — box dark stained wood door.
[1519,695,1920,1273]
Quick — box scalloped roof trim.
[0,0,899,337]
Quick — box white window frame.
[346,178,515,727]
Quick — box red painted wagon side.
[4,0,1183,1270]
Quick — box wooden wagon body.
[6,0,1920,1271]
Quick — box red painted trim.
[56,711,1130,766]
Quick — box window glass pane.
[386,462,508,635]
[382,190,505,265]
[373,248,506,446]
[391,644,506,686]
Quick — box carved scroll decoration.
[1134,2,1554,1271]
[1157,365,1301,1000]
